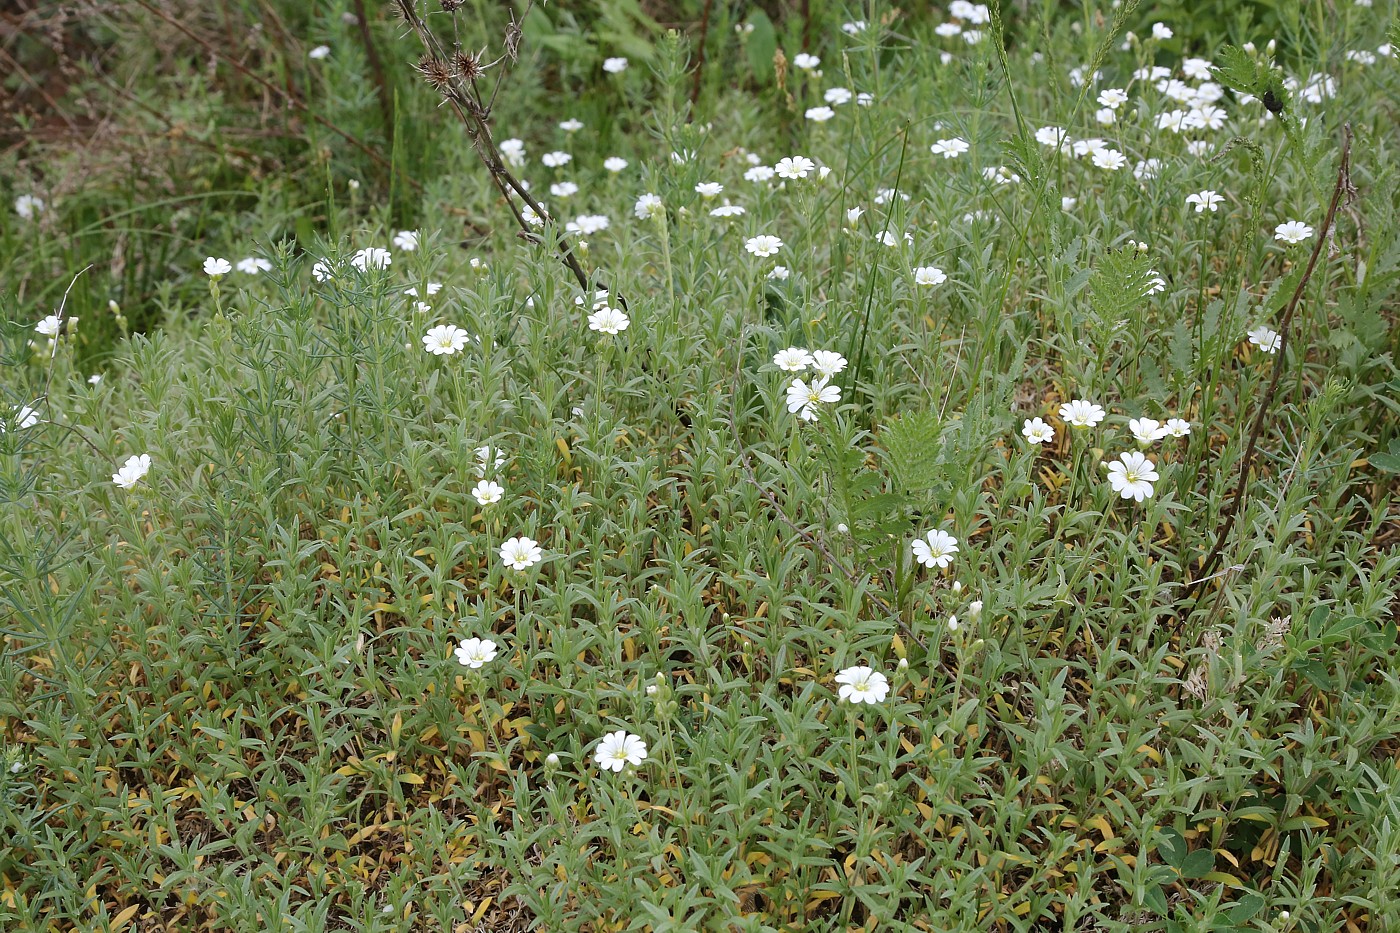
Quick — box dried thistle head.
[391,0,415,21]
[416,54,454,94]
[452,49,485,82]
[439,0,465,10]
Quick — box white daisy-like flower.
[745,234,784,257]
[311,259,335,282]
[825,87,853,105]
[785,376,841,421]
[351,247,391,271]
[805,106,836,122]
[774,156,816,179]
[471,480,504,506]
[541,151,572,168]
[423,324,470,356]
[35,314,62,337]
[566,214,611,235]
[1129,417,1169,445]
[603,157,628,173]
[309,45,330,59]
[1092,148,1128,171]
[14,194,45,220]
[1186,190,1224,213]
[1022,417,1055,445]
[603,57,629,73]
[913,266,947,287]
[792,53,820,71]
[834,666,891,705]
[1059,399,1106,428]
[930,138,970,159]
[203,257,232,276]
[1248,325,1282,353]
[709,203,745,218]
[1034,126,1069,148]
[1107,451,1159,502]
[767,265,790,280]
[744,165,776,183]
[236,257,272,274]
[810,350,848,379]
[594,730,648,772]
[112,454,152,489]
[912,529,959,569]
[549,182,579,199]
[500,536,543,571]
[498,138,526,167]
[773,347,813,372]
[1274,220,1314,244]
[392,230,419,251]
[1097,88,1129,109]
[4,404,40,432]
[587,306,630,335]
[454,637,498,668]
[634,193,664,220]
[475,445,507,477]
[1163,418,1191,437]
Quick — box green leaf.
[1228,893,1266,923]
[1292,658,1334,692]
[881,410,943,494]
[744,10,777,82]
[1179,847,1216,879]
[1370,440,1400,472]
[1143,883,1170,916]
[1211,45,1258,94]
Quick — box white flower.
[1134,158,1163,181]
[1095,107,1117,125]
[1129,417,1169,445]
[35,314,62,337]
[773,347,813,372]
[541,151,572,168]
[810,350,848,378]
[498,138,526,167]
[1097,88,1129,109]
[1022,417,1055,444]
[834,666,891,704]
[88,374,102,386]
[393,230,420,251]
[309,45,330,59]
[587,306,630,335]
[1072,137,1107,158]
[1248,325,1282,353]
[767,265,790,281]
[476,445,507,476]
[566,214,611,235]
[968,599,983,618]
[634,193,664,220]
[311,259,335,282]
[423,324,470,356]
[825,87,853,105]
[594,730,648,772]
[203,257,232,276]
[351,247,391,271]
[912,529,959,569]
[1107,451,1159,502]
[1151,22,1173,40]
[1274,220,1314,244]
[236,257,272,274]
[745,234,784,257]
[603,156,628,172]
[1035,126,1069,148]
[1092,148,1127,171]
[472,480,504,506]
[500,536,543,571]
[1059,399,1106,428]
[112,454,152,489]
[405,282,444,298]
[935,22,963,37]
[913,266,947,287]
[842,20,867,34]
[856,92,874,106]
[549,181,579,199]
[14,195,45,220]
[454,637,498,668]
[709,203,745,218]
[695,182,724,198]
[559,119,583,132]
[930,138,969,158]
[1163,418,1191,437]
[785,376,840,421]
[744,165,776,183]
[1062,197,1078,211]
[846,206,865,223]
[983,165,1021,185]
[4,404,40,432]
[805,106,836,122]
[1186,190,1224,213]
[793,53,820,71]
[603,56,629,73]
[774,156,816,179]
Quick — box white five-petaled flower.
[309,45,331,59]
[14,194,44,220]
[1129,418,1170,445]
[1059,399,1106,428]
[203,257,232,276]
[1022,417,1055,445]
[810,350,848,379]
[35,314,62,337]
[594,730,648,772]
[603,56,629,73]
[4,404,40,432]
[834,666,891,705]
[1092,148,1128,171]
[500,536,543,571]
[913,266,947,287]
[774,156,816,179]
[471,480,504,506]
[1274,220,1314,244]
[710,203,745,218]
[603,157,628,173]
[236,257,272,274]
[112,454,152,489]
[1163,418,1191,438]
[1107,451,1159,502]
[423,324,470,356]
[695,182,724,198]
[1248,325,1282,354]
[786,376,840,421]
[393,230,420,251]
[476,445,507,477]
[559,119,584,133]
[587,306,630,335]
[805,106,836,122]
[454,637,498,668]
[911,529,959,569]
[1186,190,1224,213]
[311,259,335,282]
[351,247,391,271]
[541,151,572,168]
[745,234,784,257]
[792,53,820,71]
[773,347,813,372]
[634,193,664,220]
[930,138,970,159]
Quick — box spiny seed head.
[416,54,453,93]
[453,49,484,81]
[439,0,465,10]
[392,0,414,21]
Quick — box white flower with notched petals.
[236,257,272,274]
[1035,126,1069,148]
[709,203,745,218]
[594,730,647,772]
[1186,190,1224,213]
[4,404,40,432]
[566,214,611,235]
[1107,451,1159,501]
[498,138,526,167]
[1059,399,1106,428]
[773,347,813,372]
[744,165,776,183]
[1274,220,1314,244]
[603,57,629,73]
[1151,22,1172,40]
[634,193,664,220]
[1092,148,1127,171]
[392,230,419,251]
[471,480,504,506]
[549,182,579,199]
[500,536,542,571]
[825,87,853,105]
[931,138,970,159]
[775,156,816,179]
[423,324,470,356]
[454,637,498,668]
[846,206,865,224]
[351,247,391,271]
[587,306,630,335]
[1098,88,1129,109]
[35,314,62,337]
[1248,325,1281,353]
[311,259,335,282]
[1163,418,1191,437]
[475,445,507,476]
[541,151,572,168]
[912,529,959,569]
[834,666,890,705]
[1022,417,1055,445]
[792,53,820,71]
[1129,418,1170,445]
[810,351,847,379]
[805,106,836,122]
[786,376,840,421]
[745,234,784,257]
[603,157,628,173]
[695,182,724,198]
[203,257,232,276]
[309,45,331,59]
[112,454,152,489]
[914,266,947,287]
[767,265,790,280]
[14,195,45,220]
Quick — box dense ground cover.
[3,0,1400,930]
